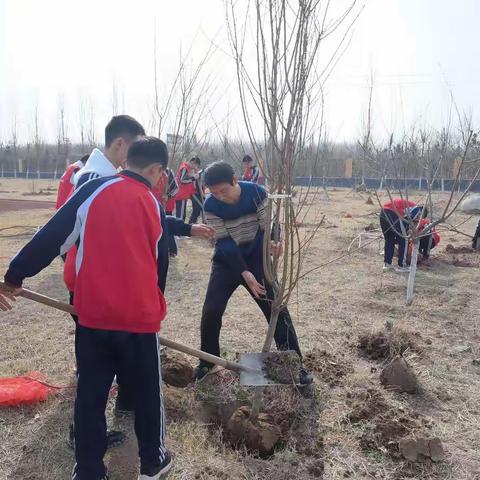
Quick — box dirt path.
[0,198,55,213]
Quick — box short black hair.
[105,115,145,148]
[242,154,253,163]
[79,154,90,164]
[127,137,168,169]
[190,156,201,166]
[204,161,234,187]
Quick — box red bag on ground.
[0,373,54,407]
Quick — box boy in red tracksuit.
[1,138,173,480]
[241,154,260,183]
[175,157,198,221]
[152,168,179,256]
[56,155,89,209]
[379,198,418,273]
[417,218,440,259]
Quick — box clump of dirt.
[445,244,475,254]
[437,243,480,268]
[364,222,376,231]
[365,196,374,205]
[303,350,353,386]
[358,329,422,360]
[160,348,194,388]
[360,409,424,458]
[380,356,420,394]
[226,405,282,456]
[263,351,301,384]
[163,386,195,422]
[346,388,388,423]
[398,436,445,462]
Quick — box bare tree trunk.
[406,240,419,305]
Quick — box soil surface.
[2,184,480,479]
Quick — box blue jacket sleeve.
[4,180,103,287]
[166,216,192,237]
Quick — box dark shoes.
[192,365,213,383]
[299,367,314,385]
[68,424,125,450]
[139,451,173,479]
[71,464,109,479]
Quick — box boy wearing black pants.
[1,138,173,480]
[193,161,312,385]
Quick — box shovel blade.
[239,353,277,386]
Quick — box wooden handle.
[159,337,258,373]
[1,283,258,374]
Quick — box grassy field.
[1,178,480,479]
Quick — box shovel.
[0,283,288,386]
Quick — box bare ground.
[1,180,480,479]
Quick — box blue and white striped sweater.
[204,181,268,277]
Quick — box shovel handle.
[0,282,76,315]
[1,283,259,374]
[159,337,258,373]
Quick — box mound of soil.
[365,196,374,205]
[347,388,388,423]
[160,349,194,388]
[360,409,423,457]
[303,350,353,386]
[163,386,195,422]
[263,351,301,384]
[226,405,282,456]
[358,330,422,360]
[445,244,475,254]
[437,244,480,268]
[261,387,324,456]
[437,246,480,268]
[399,436,445,462]
[380,356,420,394]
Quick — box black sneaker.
[71,464,109,479]
[139,451,173,479]
[68,424,125,450]
[299,367,314,385]
[192,365,213,383]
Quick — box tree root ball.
[160,348,194,388]
[226,406,282,456]
[380,356,420,394]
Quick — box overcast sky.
[0,0,478,144]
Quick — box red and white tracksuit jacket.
[6,171,167,333]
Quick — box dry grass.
[1,181,480,479]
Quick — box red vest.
[56,163,82,209]
[152,172,168,207]
[418,218,440,245]
[175,163,196,200]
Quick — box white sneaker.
[383,263,393,272]
[395,266,410,273]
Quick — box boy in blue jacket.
[193,161,312,385]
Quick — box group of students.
[0,115,311,480]
[379,197,441,272]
